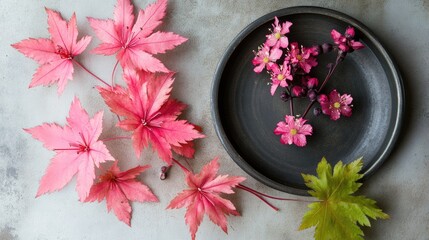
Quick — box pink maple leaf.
[12,9,91,94]
[84,161,158,226]
[167,157,245,240]
[98,69,204,164]
[88,0,187,72]
[25,97,114,201]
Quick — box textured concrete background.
[1,0,428,239]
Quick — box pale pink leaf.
[36,151,82,197]
[135,31,187,54]
[114,0,134,40]
[87,18,120,45]
[131,0,167,39]
[106,184,132,226]
[85,162,157,226]
[167,158,245,240]
[13,9,91,94]
[11,38,58,64]
[76,158,96,201]
[157,120,205,147]
[89,0,184,72]
[24,123,72,151]
[27,97,113,199]
[127,49,169,73]
[99,70,204,163]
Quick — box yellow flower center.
[296,55,303,61]
[334,102,341,108]
[263,57,270,63]
[275,32,281,39]
[290,129,297,135]
[277,74,284,81]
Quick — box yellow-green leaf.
[299,157,389,240]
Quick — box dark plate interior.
[211,7,404,195]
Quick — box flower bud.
[280,91,291,102]
[307,89,317,101]
[292,86,305,97]
[307,77,319,89]
[317,94,328,103]
[313,107,322,116]
[321,43,333,53]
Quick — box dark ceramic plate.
[211,7,404,195]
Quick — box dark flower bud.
[322,43,333,53]
[313,107,322,116]
[280,91,291,102]
[307,89,317,101]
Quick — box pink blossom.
[331,26,365,52]
[274,115,313,147]
[270,62,293,95]
[252,44,282,73]
[266,16,292,49]
[288,42,318,73]
[319,89,353,120]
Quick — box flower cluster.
[252,17,364,147]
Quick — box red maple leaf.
[88,0,187,72]
[167,158,245,240]
[84,161,158,226]
[12,9,91,94]
[25,97,114,201]
[98,69,204,164]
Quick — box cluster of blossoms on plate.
[252,17,365,147]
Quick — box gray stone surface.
[1,0,428,239]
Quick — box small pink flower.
[270,62,293,95]
[274,115,313,147]
[266,16,292,49]
[252,44,282,73]
[331,26,365,52]
[319,89,353,120]
[288,42,318,73]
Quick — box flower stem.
[73,60,111,88]
[301,100,316,119]
[301,53,342,119]
[100,136,131,142]
[317,55,341,93]
[290,94,294,116]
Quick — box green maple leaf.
[299,157,389,240]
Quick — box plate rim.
[210,6,405,195]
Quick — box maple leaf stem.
[172,158,191,174]
[236,185,279,211]
[99,136,131,142]
[73,60,111,88]
[111,60,120,87]
[238,184,315,203]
